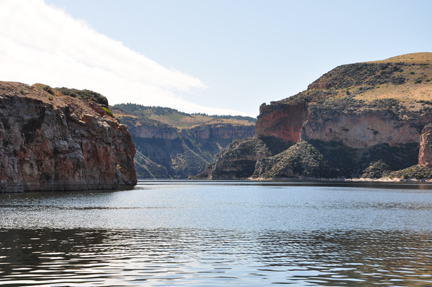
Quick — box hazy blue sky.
[2,0,432,116]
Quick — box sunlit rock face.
[256,102,308,143]
[419,124,432,167]
[0,81,136,192]
[181,123,255,140]
[300,101,432,149]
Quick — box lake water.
[2,180,432,286]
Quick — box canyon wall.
[198,53,432,179]
[0,81,136,192]
[301,99,432,149]
[120,119,255,178]
[181,123,255,140]
[120,118,178,140]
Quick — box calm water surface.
[1,180,432,286]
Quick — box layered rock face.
[121,118,178,140]
[199,53,432,180]
[181,123,255,140]
[0,81,136,192]
[301,98,432,148]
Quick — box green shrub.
[409,71,415,75]
[34,84,55,95]
[102,107,114,117]
[403,173,408,179]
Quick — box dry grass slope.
[285,52,432,107]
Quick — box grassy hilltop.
[111,103,255,129]
[279,52,432,107]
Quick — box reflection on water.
[1,181,432,285]
[1,228,432,286]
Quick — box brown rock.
[0,81,136,192]
[256,102,308,142]
[181,123,255,140]
[301,109,430,148]
[419,124,432,167]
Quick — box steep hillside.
[197,52,432,180]
[111,104,256,178]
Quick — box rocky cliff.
[198,52,432,180]
[419,123,432,167]
[111,104,256,178]
[0,81,137,192]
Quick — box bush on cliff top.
[55,87,109,107]
[32,83,55,95]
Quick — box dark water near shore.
[2,181,432,286]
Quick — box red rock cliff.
[255,102,308,142]
[0,81,137,192]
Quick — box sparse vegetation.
[55,87,108,106]
[102,107,114,117]
[33,83,55,95]
[389,165,432,179]
[112,103,255,129]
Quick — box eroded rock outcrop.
[419,123,432,167]
[256,102,308,142]
[193,136,293,179]
[0,81,136,192]
[193,138,271,179]
[252,142,326,179]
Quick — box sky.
[1,0,431,116]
